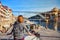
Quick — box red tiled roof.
[2,5,8,10]
[2,5,12,11]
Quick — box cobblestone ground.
[0,26,60,40]
[35,26,60,40]
[24,26,60,40]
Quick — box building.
[28,7,60,31]
[0,2,15,31]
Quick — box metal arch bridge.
[12,11,46,19]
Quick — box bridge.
[13,11,46,19]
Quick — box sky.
[0,0,60,17]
